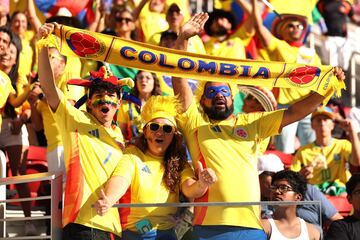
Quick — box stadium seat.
[326,195,353,216]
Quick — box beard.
[203,100,234,120]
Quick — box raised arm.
[132,0,149,22]
[94,176,130,216]
[281,67,346,129]
[339,119,360,167]
[251,0,273,48]
[172,13,208,112]
[26,0,43,33]
[37,23,63,111]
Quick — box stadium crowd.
[1,0,360,239]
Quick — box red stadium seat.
[326,195,353,216]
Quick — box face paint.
[204,85,231,99]
[91,95,118,107]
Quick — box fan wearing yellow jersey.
[172,13,345,240]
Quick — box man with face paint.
[172,13,346,240]
[37,23,124,240]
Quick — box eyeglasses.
[286,23,304,30]
[269,184,294,194]
[147,122,175,134]
[204,86,231,99]
[116,17,133,23]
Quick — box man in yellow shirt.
[291,107,360,196]
[172,13,345,239]
[251,0,320,154]
[38,23,126,239]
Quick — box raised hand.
[333,66,345,81]
[37,22,60,39]
[93,189,112,216]
[196,161,217,187]
[179,12,209,40]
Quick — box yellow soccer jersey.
[52,95,124,236]
[204,36,246,59]
[291,139,352,186]
[117,101,143,140]
[113,145,194,232]
[261,36,322,105]
[36,100,62,151]
[0,71,16,127]
[176,100,285,229]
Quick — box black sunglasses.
[147,122,175,134]
[116,17,133,23]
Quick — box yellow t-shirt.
[291,139,352,186]
[113,145,194,231]
[18,31,35,76]
[139,5,168,42]
[260,36,322,105]
[204,36,246,59]
[0,71,16,127]
[117,101,143,140]
[176,100,285,228]
[52,95,124,236]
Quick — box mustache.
[91,99,118,107]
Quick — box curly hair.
[272,170,307,200]
[134,131,188,192]
[132,70,162,98]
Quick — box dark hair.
[160,30,178,43]
[134,131,188,192]
[10,11,27,23]
[272,170,307,200]
[346,173,360,196]
[88,80,121,99]
[132,70,162,97]
[0,26,12,42]
[45,16,82,29]
[3,33,22,118]
[204,9,236,36]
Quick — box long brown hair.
[134,131,188,192]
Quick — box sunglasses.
[147,122,175,134]
[286,23,304,30]
[116,17,133,23]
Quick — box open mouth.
[155,139,164,143]
[101,106,110,113]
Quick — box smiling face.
[0,31,10,55]
[201,82,234,120]
[280,20,305,43]
[115,10,135,36]
[11,12,27,36]
[87,91,119,127]
[144,118,175,157]
[0,42,17,72]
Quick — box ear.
[295,193,302,201]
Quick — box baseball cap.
[311,106,335,121]
[258,154,284,174]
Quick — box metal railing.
[349,51,360,107]
[0,172,63,240]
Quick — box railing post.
[0,150,6,238]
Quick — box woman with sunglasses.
[117,70,162,144]
[95,95,217,240]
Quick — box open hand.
[179,12,209,40]
[196,161,217,187]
